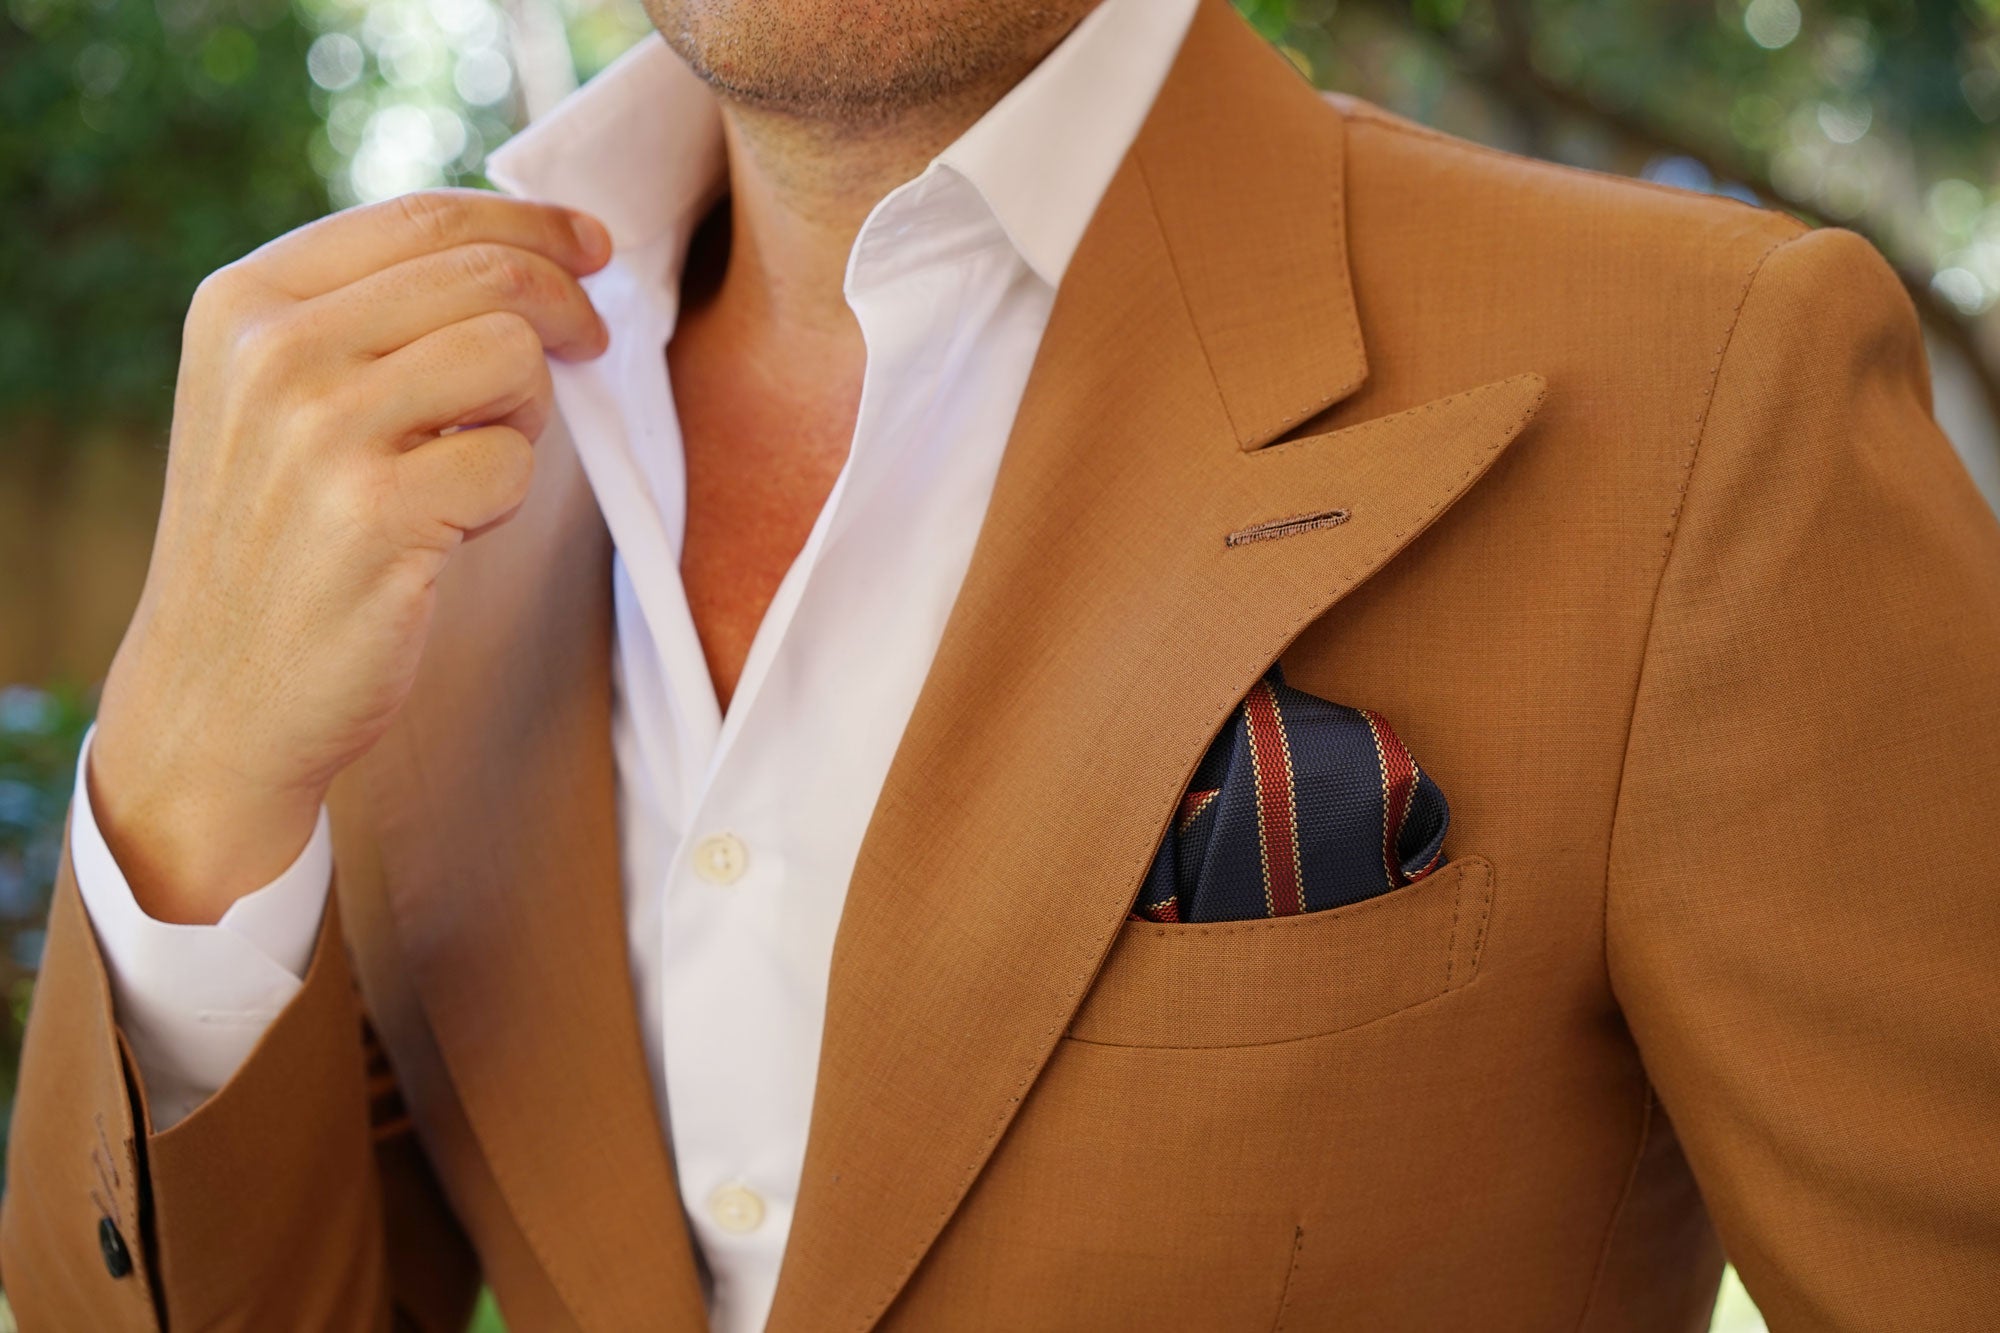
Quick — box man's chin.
[643,0,1097,123]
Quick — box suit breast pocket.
[1067,855,1496,1049]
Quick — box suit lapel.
[343,424,710,1331]
[767,2,1545,1328]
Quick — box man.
[4,0,1998,1326]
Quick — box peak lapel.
[344,427,709,1331]
[768,4,1546,1329]
[1137,0,1367,449]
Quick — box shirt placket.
[652,181,1004,1324]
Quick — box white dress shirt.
[69,0,1199,1326]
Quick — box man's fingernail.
[571,213,611,262]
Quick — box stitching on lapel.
[1225,508,1351,547]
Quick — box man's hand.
[88,189,613,925]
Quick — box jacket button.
[98,1216,132,1279]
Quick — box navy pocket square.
[1133,663,1450,924]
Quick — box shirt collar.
[484,0,1198,290]
[935,0,1198,287]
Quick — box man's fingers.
[361,310,555,446]
[395,424,536,536]
[309,243,609,363]
[244,189,611,300]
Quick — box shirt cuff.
[68,723,334,1130]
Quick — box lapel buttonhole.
[1224,507,1352,548]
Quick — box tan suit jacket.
[6,2,1999,1328]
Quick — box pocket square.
[1133,663,1449,924]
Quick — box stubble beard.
[644,0,1089,127]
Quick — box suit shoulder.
[1325,92,1807,284]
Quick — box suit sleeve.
[0,823,480,1332]
[1606,224,2000,1329]
[66,723,333,1131]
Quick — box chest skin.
[664,218,864,714]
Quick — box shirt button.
[691,832,748,885]
[708,1182,766,1234]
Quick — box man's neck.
[709,107,946,339]
[690,38,1071,361]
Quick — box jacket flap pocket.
[1068,856,1495,1049]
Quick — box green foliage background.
[2,0,327,433]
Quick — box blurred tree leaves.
[1264,0,2000,423]
[0,0,327,438]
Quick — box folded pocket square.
[1133,663,1449,924]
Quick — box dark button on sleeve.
[98,1215,132,1279]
